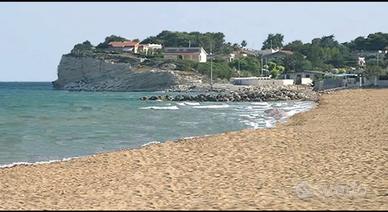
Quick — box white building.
[139,43,162,55]
[164,47,207,63]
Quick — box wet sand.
[0,89,387,210]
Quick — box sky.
[1,2,388,81]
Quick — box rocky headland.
[52,53,204,92]
[52,50,319,102]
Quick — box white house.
[164,47,207,63]
[138,43,162,55]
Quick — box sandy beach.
[0,88,387,210]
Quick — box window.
[305,74,310,78]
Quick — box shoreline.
[0,133,216,170]
[0,88,387,210]
[0,100,314,170]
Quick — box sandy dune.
[0,89,387,210]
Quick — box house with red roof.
[108,40,140,53]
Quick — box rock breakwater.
[140,85,319,102]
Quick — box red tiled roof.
[108,41,139,48]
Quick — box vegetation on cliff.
[66,31,388,81]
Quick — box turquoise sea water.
[0,82,315,166]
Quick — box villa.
[163,47,207,63]
[108,40,140,53]
[138,43,163,55]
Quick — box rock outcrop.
[140,85,319,102]
[52,55,204,91]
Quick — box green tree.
[261,33,284,50]
[283,40,304,52]
[365,65,384,78]
[346,32,388,51]
[96,35,128,48]
[241,40,247,48]
[266,62,285,78]
[196,62,234,80]
[232,43,240,51]
[70,40,94,56]
[229,56,261,76]
[280,52,308,72]
[140,30,226,53]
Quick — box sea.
[0,82,316,167]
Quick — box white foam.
[285,110,301,117]
[265,119,275,128]
[183,102,200,106]
[251,102,270,106]
[240,120,261,129]
[0,156,80,169]
[141,141,160,147]
[176,102,200,106]
[193,105,230,109]
[139,106,179,110]
[282,106,300,111]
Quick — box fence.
[313,78,359,91]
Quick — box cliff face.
[52,55,203,91]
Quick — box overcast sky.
[1,2,388,81]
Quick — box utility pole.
[260,57,263,76]
[238,59,241,72]
[189,40,191,48]
[210,43,213,91]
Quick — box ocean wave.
[141,141,160,147]
[184,102,200,106]
[139,106,179,110]
[251,102,270,106]
[192,105,230,109]
[176,102,201,106]
[240,120,262,129]
[265,119,275,128]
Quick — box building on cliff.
[138,44,162,55]
[163,47,207,63]
[108,41,140,53]
[261,49,294,61]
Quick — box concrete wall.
[314,78,359,91]
[377,80,388,87]
[301,78,313,85]
[281,79,294,85]
[314,78,344,91]
[199,51,207,63]
[164,53,206,63]
[231,78,294,86]
[364,78,388,87]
